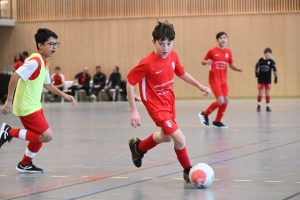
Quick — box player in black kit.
[255,48,278,112]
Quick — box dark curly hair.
[152,20,175,41]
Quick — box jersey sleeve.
[174,52,185,76]
[16,59,39,81]
[44,70,51,84]
[127,59,150,86]
[228,49,233,64]
[203,49,212,60]
[272,60,277,76]
[60,74,65,82]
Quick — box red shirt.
[51,73,65,86]
[14,61,24,71]
[127,51,185,119]
[204,47,233,83]
[80,74,86,84]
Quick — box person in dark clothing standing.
[255,48,278,112]
[69,67,91,97]
[90,66,106,101]
[104,66,121,101]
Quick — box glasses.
[44,42,60,48]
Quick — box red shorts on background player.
[126,21,211,183]
[199,32,243,129]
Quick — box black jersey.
[255,57,277,83]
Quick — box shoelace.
[2,127,12,142]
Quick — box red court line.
[0,158,176,199]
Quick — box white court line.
[265,181,282,183]
[82,176,88,178]
[214,179,220,181]
[0,175,7,177]
[172,178,184,180]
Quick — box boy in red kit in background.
[255,48,278,112]
[127,21,211,183]
[49,66,65,101]
[1,28,75,173]
[199,32,243,129]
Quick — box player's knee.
[41,131,53,143]
[164,136,172,143]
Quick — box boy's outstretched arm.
[229,63,243,72]
[126,82,140,128]
[1,72,20,115]
[43,83,76,105]
[179,72,211,96]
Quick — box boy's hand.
[130,110,141,128]
[238,67,243,72]
[1,100,12,115]
[206,59,212,65]
[64,94,76,105]
[200,86,211,97]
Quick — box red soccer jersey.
[14,60,24,71]
[204,47,233,83]
[51,73,65,86]
[127,51,185,121]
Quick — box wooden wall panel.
[16,0,300,21]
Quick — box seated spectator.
[68,67,91,98]
[12,53,24,72]
[104,66,121,101]
[90,66,106,101]
[48,66,65,101]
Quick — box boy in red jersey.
[199,32,243,128]
[127,21,211,183]
[49,66,65,101]
[1,28,75,173]
[255,48,277,112]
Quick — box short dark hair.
[264,47,272,54]
[55,66,61,70]
[22,51,29,57]
[14,53,24,63]
[115,66,119,72]
[35,28,58,50]
[152,20,175,41]
[96,66,101,69]
[216,32,227,39]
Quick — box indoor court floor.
[0,99,299,200]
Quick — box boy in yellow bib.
[1,28,75,173]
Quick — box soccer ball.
[189,163,214,188]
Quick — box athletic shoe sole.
[212,125,228,129]
[15,166,43,173]
[198,113,210,127]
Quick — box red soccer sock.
[9,128,40,142]
[257,95,262,105]
[266,96,270,104]
[174,147,192,170]
[203,101,220,116]
[138,134,158,153]
[215,104,228,122]
[21,142,43,165]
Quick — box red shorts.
[151,110,178,135]
[19,109,49,134]
[258,83,271,90]
[210,82,229,98]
